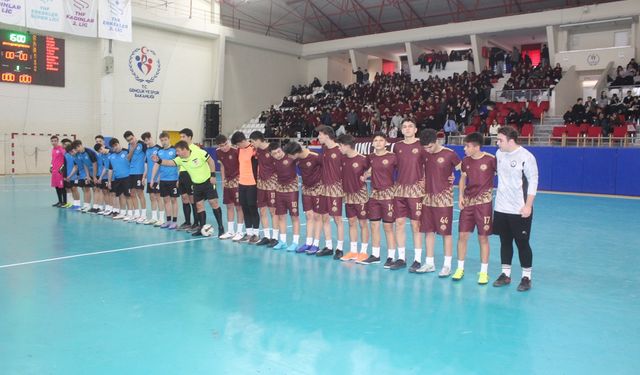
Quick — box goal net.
[2,133,76,175]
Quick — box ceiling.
[219,0,617,44]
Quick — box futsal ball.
[201,224,214,237]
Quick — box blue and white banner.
[64,0,97,37]
[26,0,65,32]
[0,0,26,26]
[98,0,131,42]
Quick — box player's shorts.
[345,202,368,220]
[368,198,396,223]
[129,174,144,190]
[111,178,131,197]
[317,196,343,216]
[159,181,179,198]
[493,210,533,241]
[275,191,299,216]
[302,194,322,213]
[178,171,193,195]
[420,206,454,235]
[223,186,240,206]
[146,182,160,194]
[394,197,423,221]
[64,180,74,189]
[77,179,94,188]
[96,179,108,189]
[257,188,276,208]
[459,202,493,236]
[192,181,218,202]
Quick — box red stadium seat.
[610,126,628,146]
[464,126,477,135]
[585,126,603,146]
[566,124,581,145]
[521,124,534,145]
[539,101,550,111]
[550,126,566,145]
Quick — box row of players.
[49,122,538,291]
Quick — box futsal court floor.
[0,175,638,374]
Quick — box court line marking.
[0,238,210,270]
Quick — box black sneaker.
[389,259,407,270]
[256,237,271,246]
[178,222,192,231]
[315,247,334,257]
[332,249,344,260]
[408,261,421,273]
[191,227,203,236]
[358,255,380,265]
[238,234,251,243]
[493,273,512,287]
[189,226,202,235]
[517,277,531,292]
[383,257,394,269]
[52,202,61,207]
[89,208,100,214]
[267,239,278,248]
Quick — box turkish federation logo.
[109,0,128,17]
[73,0,90,10]
[129,47,161,84]
[382,159,389,165]
[587,53,600,66]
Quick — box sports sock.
[350,242,358,253]
[228,221,235,233]
[336,240,343,250]
[388,248,396,259]
[263,228,271,239]
[326,239,333,249]
[522,267,532,279]
[372,247,380,257]
[502,264,512,277]
[426,256,435,267]
[292,234,300,244]
[305,237,313,246]
[312,239,319,247]
[279,233,287,243]
[458,260,465,270]
[182,203,191,224]
[480,263,488,274]
[444,256,452,269]
[414,248,422,262]
[398,247,406,260]
[360,243,368,254]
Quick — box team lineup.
[49,121,538,291]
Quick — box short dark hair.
[372,132,386,140]
[268,141,281,152]
[337,134,355,148]
[94,135,104,140]
[50,135,59,141]
[401,119,416,128]
[498,126,519,143]
[71,140,83,149]
[141,132,152,141]
[175,141,189,150]
[61,138,71,144]
[93,143,103,152]
[419,129,438,145]
[179,128,193,138]
[230,131,246,145]
[283,141,302,155]
[65,145,75,153]
[316,125,336,140]
[464,132,484,146]
[109,138,119,147]
[159,131,169,139]
[215,134,228,145]
[123,131,134,139]
[249,131,265,141]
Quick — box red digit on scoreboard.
[19,74,32,84]
[2,72,16,82]
[5,51,15,59]
[18,52,28,61]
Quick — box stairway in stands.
[537,115,564,139]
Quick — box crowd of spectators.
[562,91,639,135]
[609,58,640,86]
[415,49,473,72]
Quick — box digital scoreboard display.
[0,30,65,87]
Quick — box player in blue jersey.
[141,132,163,225]
[150,132,180,230]
[123,130,147,223]
[63,144,81,209]
[70,140,98,213]
[107,138,135,221]
[95,143,116,216]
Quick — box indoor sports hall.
[1,1,639,374]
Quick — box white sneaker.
[103,209,113,216]
[81,206,90,213]
[154,220,165,227]
[135,217,146,224]
[123,215,133,222]
[438,266,451,278]
[114,213,126,220]
[231,232,245,241]
[219,232,235,240]
[416,264,436,273]
[144,219,157,225]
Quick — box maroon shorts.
[223,187,240,206]
[420,206,454,235]
[302,194,322,213]
[459,202,493,235]
[368,199,396,223]
[345,202,368,220]
[318,196,343,216]
[394,197,423,221]
[257,188,276,208]
[275,191,299,216]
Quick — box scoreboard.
[0,30,65,87]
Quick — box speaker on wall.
[205,103,220,138]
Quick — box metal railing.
[495,89,550,102]
[447,133,638,147]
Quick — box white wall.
[306,57,329,85]
[568,29,630,50]
[223,42,307,133]
[551,66,581,116]
[367,58,383,79]
[327,56,354,84]
[556,46,634,71]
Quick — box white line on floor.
[0,238,211,270]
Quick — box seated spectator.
[443,114,458,143]
[563,110,575,124]
[489,119,500,137]
[517,106,533,130]
[572,98,586,123]
[506,109,519,125]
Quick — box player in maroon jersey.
[416,129,461,276]
[391,120,426,271]
[336,134,370,263]
[283,141,323,255]
[453,132,496,284]
[315,125,345,259]
[358,132,397,265]
[269,141,301,251]
[249,131,279,247]
[215,135,245,241]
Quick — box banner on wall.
[127,46,162,99]
[26,0,65,32]
[64,0,98,37]
[0,0,26,26]
[98,0,131,42]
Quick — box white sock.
[134,209,140,218]
[312,239,320,247]
[280,233,287,243]
[414,248,422,263]
[273,229,279,240]
[372,246,380,258]
[106,205,112,211]
[306,237,313,246]
[458,260,465,270]
[326,239,333,249]
[398,247,405,260]
[522,267,532,279]
[152,210,158,220]
[228,222,235,233]
[159,211,165,221]
[444,256,452,269]
[502,264,512,277]
[426,256,435,267]
[83,202,90,208]
[127,210,133,217]
[237,223,245,233]
[360,243,368,254]
[73,200,80,206]
[480,263,488,274]
[336,240,343,250]
[350,242,358,253]
[263,228,271,238]
[293,234,300,244]
[388,248,396,259]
